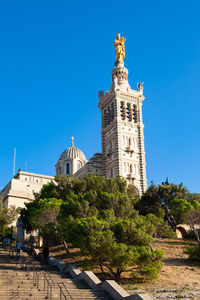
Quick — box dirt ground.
[124,238,200,299]
[50,239,200,299]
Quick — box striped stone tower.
[98,34,147,194]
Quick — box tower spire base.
[115,60,124,68]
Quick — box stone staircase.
[0,248,111,300]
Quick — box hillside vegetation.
[20,175,200,284]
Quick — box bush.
[139,266,161,280]
[160,223,177,238]
[0,227,15,241]
[185,244,200,262]
[137,247,164,280]
[145,214,176,238]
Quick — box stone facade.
[0,170,54,240]
[98,60,147,194]
[56,59,147,194]
[0,170,54,209]
[74,153,103,178]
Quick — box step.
[0,249,111,300]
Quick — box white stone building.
[56,46,147,194]
[0,170,54,209]
[98,59,147,194]
[0,170,54,241]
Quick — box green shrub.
[139,265,161,280]
[160,223,177,238]
[137,247,163,280]
[81,258,95,270]
[1,227,13,241]
[145,214,176,238]
[185,244,200,262]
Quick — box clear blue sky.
[0,0,200,193]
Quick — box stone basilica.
[1,33,147,209]
[56,34,147,195]
[0,34,147,239]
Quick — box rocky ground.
[125,238,200,299]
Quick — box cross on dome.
[71,136,74,147]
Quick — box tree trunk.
[100,260,117,278]
[100,264,104,274]
[99,260,122,281]
[164,207,176,232]
[61,236,70,255]
[114,268,122,281]
[56,224,70,255]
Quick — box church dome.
[56,137,87,176]
[60,146,86,161]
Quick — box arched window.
[59,166,62,175]
[111,103,114,122]
[120,102,125,120]
[103,110,107,128]
[107,107,111,125]
[66,162,70,175]
[126,136,129,146]
[77,162,81,171]
[126,103,132,121]
[126,103,131,121]
[133,105,138,123]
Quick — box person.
[42,245,49,263]
[30,244,34,257]
[16,240,21,257]
[27,244,34,257]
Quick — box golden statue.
[114,33,126,62]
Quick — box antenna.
[25,162,27,172]
[13,148,16,177]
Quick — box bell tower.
[98,34,147,194]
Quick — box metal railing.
[24,251,73,300]
[43,272,53,299]
[8,246,17,257]
[57,282,73,300]
[26,264,54,299]
[33,268,40,290]
[58,283,67,300]
[26,264,32,280]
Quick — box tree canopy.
[20,175,200,278]
[136,179,200,232]
[20,174,165,280]
[0,197,19,239]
